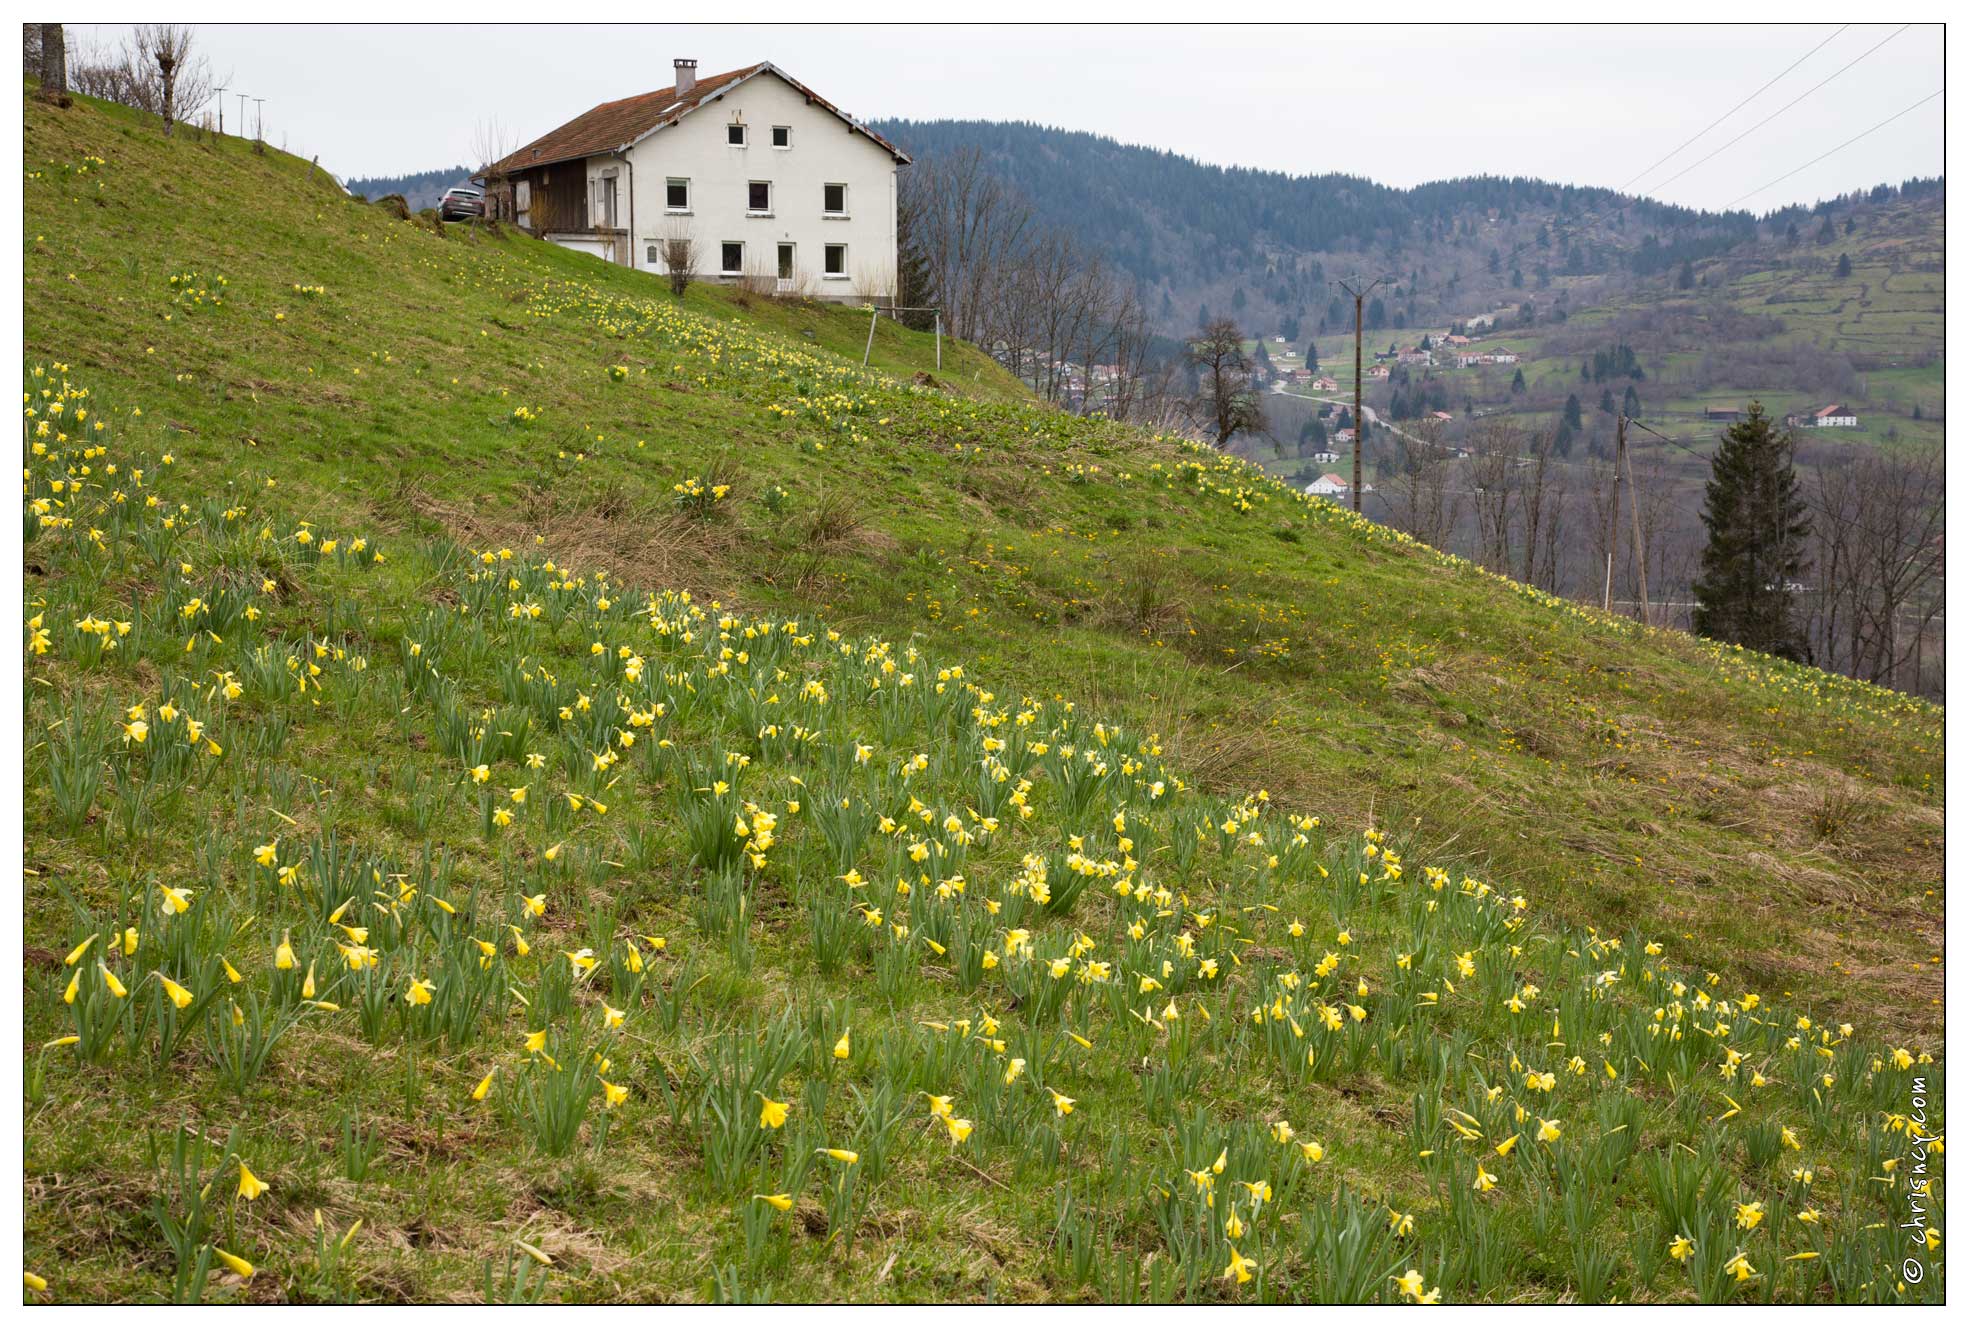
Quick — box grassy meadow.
[19,90,1944,1303]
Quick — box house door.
[599,176,618,229]
[514,178,531,230]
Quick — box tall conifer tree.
[1692,402,1812,661]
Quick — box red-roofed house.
[483,59,909,300]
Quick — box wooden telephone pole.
[1337,276,1387,513]
[1617,413,1650,625]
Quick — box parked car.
[438,185,485,221]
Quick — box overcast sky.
[73,22,1944,213]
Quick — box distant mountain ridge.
[871,119,1937,337]
[343,163,473,211]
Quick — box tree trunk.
[158,52,178,136]
[37,23,69,103]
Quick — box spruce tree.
[1691,402,1812,661]
[893,189,937,331]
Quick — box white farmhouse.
[483,60,909,302]
[1304,473,1351,498]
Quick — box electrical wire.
[1619,24,1849,194]
[1643,24,1911,197]
[1724,89,1942,209]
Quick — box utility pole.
[214,85,227,135]
[1337,276,1387,513]
[253,97,265,141]
[236,92,249,139]
[1604,423,1620,613]
[1618,414,1650,626]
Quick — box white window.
[726,123,747,147]
[823,182,847,216]
[771,125,791,148]
[747,180,772,215]
[720,242,744,275]
[665,177,690,212]
[823,243,847,279]
[777,243,795,281]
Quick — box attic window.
[771,125,791,148]
[666,177,690,211]
[823,183,847,216]
[727,123,747,147]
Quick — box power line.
[1461,22,1926,328]
[1494,26,1882,281]
[1619,24,1850,194]
[1535,87,1937,299]
[1492,22,1910,296]
[1623,416,1892,533]
[1724,89,1943,209]
[1643,24,1911,198]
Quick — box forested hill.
[343,162,473,210]
[873,118,1937,336]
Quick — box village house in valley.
[1304,472,1371,499]
[481,59,908,302]
[1786,402,1860,429]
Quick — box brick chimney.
[673,58,697,96]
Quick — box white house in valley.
[483,60,908,302]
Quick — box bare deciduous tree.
[659,224,698,298]
[1535,466,1569,595]
[905,146,1170,422]
[470,116,516,178]
[1185,319,1267,447]
[69,24,216,133]
[1518,428,1557,587]
[1467,420,1522,573]
[1386,417,1462,550]
[133,25,193,135]
[1806,450,1944,690]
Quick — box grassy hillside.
[1436,195,1943,450]
[21,92,1944,1304]
[1250,192,1943,477]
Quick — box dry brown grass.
[399,482,738,606]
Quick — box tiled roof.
[487,62,909,176]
